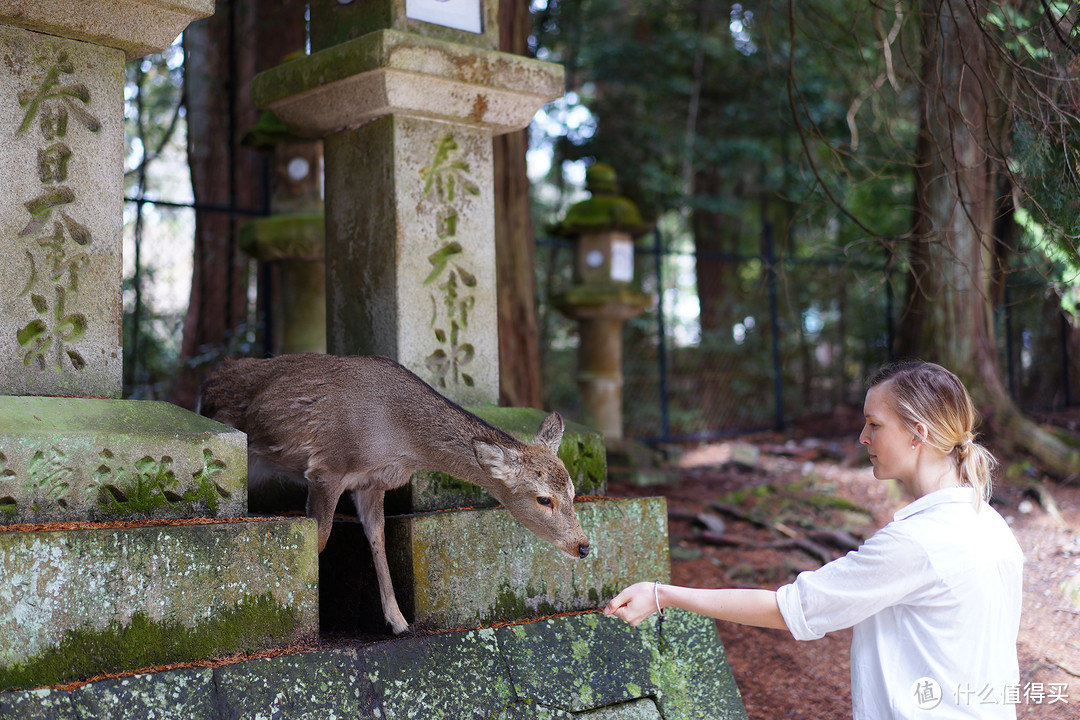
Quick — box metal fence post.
[651,228,671,441]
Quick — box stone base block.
[0,397,247,524]
[0,610,747,719]
[0,518,318,691]
[321,497,668,633]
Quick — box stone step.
[320,497,669,633]
[0,518,318,691]
[0,609,748,719]
[0,397,247,524]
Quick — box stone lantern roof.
[549,163,652,238]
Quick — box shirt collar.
[893,486,977,521]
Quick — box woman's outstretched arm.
[603,582,788,631]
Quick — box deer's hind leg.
[352,485,409,635]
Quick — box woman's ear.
[912,423,929,446]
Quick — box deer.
[199,353,591,635]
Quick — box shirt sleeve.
[776,523,932,640]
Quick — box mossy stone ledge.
[0,518,318,691]
[0,609,747,719]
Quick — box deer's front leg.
[304,470,346,554]
[352,487,409,635]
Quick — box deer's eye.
[536,496,553,507]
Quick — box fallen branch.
[711,501,770,529]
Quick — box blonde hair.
[867,361,996,506]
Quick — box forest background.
[121,0,1080,480]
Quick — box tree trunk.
[908,0,1079,479]
[692,167,746,431]
[172,0,305,410]
[494,0,544,409]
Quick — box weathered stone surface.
[498,611,746,719]
[252,29,564,137]
[385,407,607,514]
[69,667,217,720]
[0,26,124,398]
[239,214,327,355]
[0,518,318,690]
[0,397,247,523]
[323,116,500,405]
[0,610,746,719]
[365,627,517,717]
[0,0,214,60]
[214,650,376,720]
[397,497,670,629]
[321,498,668,634]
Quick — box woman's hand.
[604,583,789,631]
[603,581,661,626]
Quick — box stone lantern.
[552,163,653,443]
[239,111,327,355]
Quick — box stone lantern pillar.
[552,163,653,443]
[250,0,564,407]
[0,0,317,688]
[239,111,327,355]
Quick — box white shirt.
[776,487,1023,719]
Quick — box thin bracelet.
[653,581,666,619]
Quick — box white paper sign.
[610,238,635,282]
[405,0,483,34]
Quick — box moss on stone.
[552,283,652,311]
[238,213,326,262]
[0,593,302,691]
[252,30,562,111]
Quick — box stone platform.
[0,518,317,690]
[0,609,747,719]
[322,497,669,633]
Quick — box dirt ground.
[608,416,1080,720]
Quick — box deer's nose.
[578,543,590,558]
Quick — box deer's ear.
[533,412,564,454]
[474,440,522,482]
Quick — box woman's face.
[859,382,915,483]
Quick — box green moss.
[95,449,231,518]
[1,593,301,691]
[549,163,650,237]
[239,213,325,261]
[490,584,562,625]
[553,284,652,311]
[550,195,649,236]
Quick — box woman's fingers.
[604,582,656,625]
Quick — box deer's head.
[473,412,590,560]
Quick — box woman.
[604,361,1024,719]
